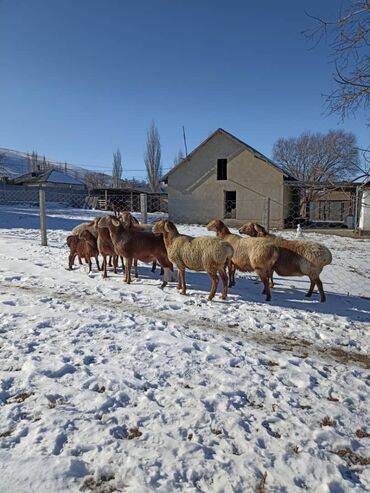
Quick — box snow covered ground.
[0,205,369,493]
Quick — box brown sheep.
[120,212,158,273]
[94,217,122,278]
[98,216,172,286]
[66,230,100,273]
[238,222,332,302]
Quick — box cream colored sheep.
[206,219,279,301]
[71,220,98,238]
[238,222,333,302]
[152,219,234,301]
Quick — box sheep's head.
[96,216,110,228]
[152,219,177,236]
[120,211,139,226]
[98,215,120,229]
[238,222,267,237]
[206,219,225,233]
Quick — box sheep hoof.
[160,281,167,289]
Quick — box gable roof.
[162,128,295,181]
[13,169,85,186]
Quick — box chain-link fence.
[1,182,369,300]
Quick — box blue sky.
[0,0,368,179]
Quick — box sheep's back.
[71,222,98,238]
[228,236,277,270]
[274,238,332,267]
[168,236,232,271]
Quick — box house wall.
[168,132,285,226]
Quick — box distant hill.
[0,147,92,182]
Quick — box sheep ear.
[254,223,266,234]
[164,221,173,233]
[112,218,120,227]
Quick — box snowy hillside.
[0,147,92,180]
[0,206,369,492]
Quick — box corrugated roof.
[13,169,84,186]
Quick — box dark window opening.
[224,191,236,219]
[217,158,227,180]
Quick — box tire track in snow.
[3,282,370,369]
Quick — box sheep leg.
[151,261,157,272]
[161,268,169,288]
[95,256,100,271]
[305,279,316,298]
[113,255,118,274]
[316,277,326,303]
[102,256,107,278]
[219,268,228,300]
[134,259,138,278]
[179,269,187,295]
[177,273,182,290]
[121,256,125,274]
[208,272,219,301]
[269,271,275,288]
[87,257,92,273]
[78,256,83,265]
[108,256,113,267]
[228,262,236,287]
[125,257,132,284]
[256,268,271,301]
[68,253,76,270]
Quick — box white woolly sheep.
[238,222,333,302]
[152,219,234,301]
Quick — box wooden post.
[104,190,108,211]
[39,189,47,246]
[140,193,148,224]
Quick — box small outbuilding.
[12,169,86,189]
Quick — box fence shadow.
[175,269,370,323]
[0,205,102,231]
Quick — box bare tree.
[173,148,185,167]
[273,130,359,182]
[29,151,41,172]
[274,130,360,219]
[84,172,112,190]
[112,148,123,188]
[144,121,162,192]
[304,1,370,120]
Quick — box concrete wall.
[168,132,285,226]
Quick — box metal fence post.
[39,189,48,246]
[140,193,148,223]
[104,190,108,211]
[264,196,271,232]
[354,185,360,233]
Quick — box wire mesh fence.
[0,183,369,301]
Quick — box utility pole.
[182,126,188,158]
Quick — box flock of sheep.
[66,212,333,302]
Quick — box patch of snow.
[0,205,369,492]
